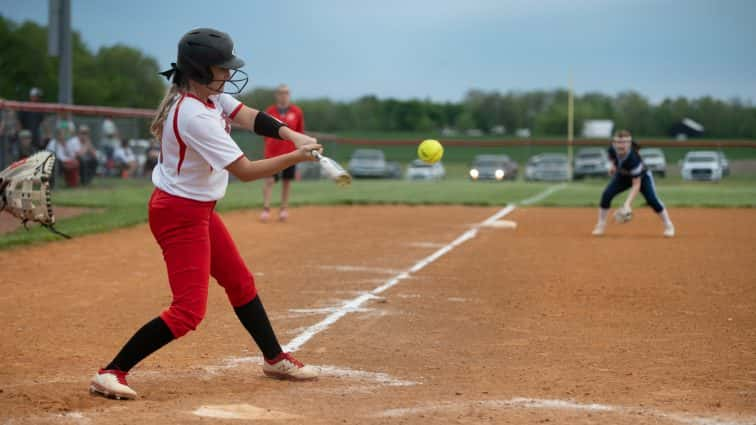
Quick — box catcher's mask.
[160,28,248,95]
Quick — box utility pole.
[49,0,73,104]
[567,73,574,179]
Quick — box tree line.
[241,88,756,139]
[0,16,164,108]
[2,16,754,139]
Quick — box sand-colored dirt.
[0,207,95,235]
[0,206,754,424]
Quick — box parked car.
[347,149,401,179]
[717,151,730,176]
[573,147,611,179]
[297,161,321,180]
[469,154,518,181]
[681,151,723,181]
[385,161,402,179]
[639,148,667,177]
[405,159,445,180]
[524,153,571,181]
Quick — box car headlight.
[470,169,479,179]
[495,169,505,180]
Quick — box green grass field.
[2,130,754,250]
[2,174,755,250]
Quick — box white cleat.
[263,352,319,381]
[592,224,606,236]
[90,369,137,400]
[664,224,675,238]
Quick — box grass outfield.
[1,176,755,250]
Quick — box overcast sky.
[2,0,755,103]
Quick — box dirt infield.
[1,205,754,424]
[0,207,95,235]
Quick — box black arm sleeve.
[253,112,288,139]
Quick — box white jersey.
[152,92,244,201]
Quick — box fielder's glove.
[0,151,70,238]
[614,206,633,224]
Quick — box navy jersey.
[608,145,646,178]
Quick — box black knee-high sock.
[233,295,283,361]
[105,317,174,372]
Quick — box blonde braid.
[150,85,181,141]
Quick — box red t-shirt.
[263,104,304,158]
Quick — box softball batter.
[592,129,675,237]
[90,28,321,400]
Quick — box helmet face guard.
[210,68,249,95]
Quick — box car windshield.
[687,156,716,163]
[411,161,432,168]
[353,151,383,160]
[474,160,505,168]
[540,158,566,165]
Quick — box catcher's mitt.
[0,151,70,238]
[614,206,633,224]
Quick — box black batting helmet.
[161,28,248,94]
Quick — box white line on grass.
[284,185,564,353]
[518,182,568,205]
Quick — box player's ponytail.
[149,85,180,141]
[151,63,189,141]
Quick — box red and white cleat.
[89,369,137,400]
[263,352,318,381]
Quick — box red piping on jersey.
[173,95,188,175]
[229,103,243,119]
[185,93,215,109]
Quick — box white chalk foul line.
[284,184,566,353]
[378,397,756,425]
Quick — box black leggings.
[600,171,665,213]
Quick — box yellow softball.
[417,139,444,164]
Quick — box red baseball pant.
[148,188,258,338]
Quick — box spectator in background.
[144,139,161,174]
[101,116,120,152]
[46,126,80,187]
[1,106,19,166]
[1,103,18,139]
[260,84,305,222]
[16,88,47,150]
[113,138,137,178]
[16,129,35,160]
[58,114,77,139]
[68,124,99,185]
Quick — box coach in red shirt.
[261,84,305,222]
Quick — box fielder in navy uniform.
[592,129,675,237]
